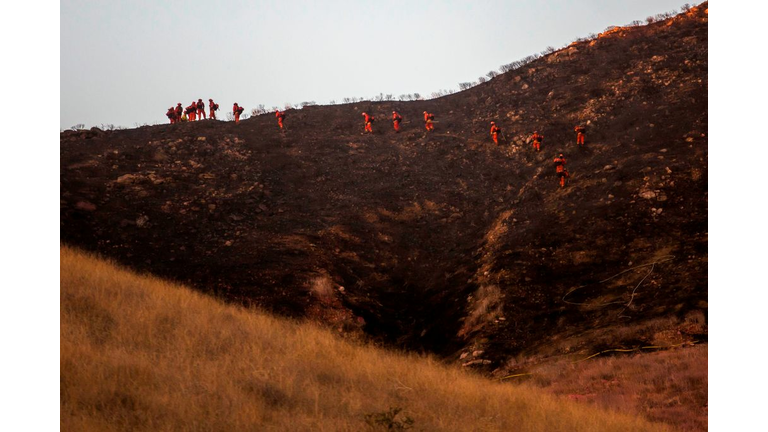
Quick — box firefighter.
[392,111,402,133]
[233,103,244,124]
[574,125,586,146]
[175,103,183,121]
[275,109,286,130]
[209,99,219,120]
[490,122,502,145]
[553,153,569,188]
[195,99,205,120]
[186,102,197,121]
[531,131,543,152]
[166,107,176,124]
[423,111,435,131]
[362,112,374,133]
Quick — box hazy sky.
[61,0,688,129]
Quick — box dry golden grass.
[525,345,708,431]
[61,246,669,431]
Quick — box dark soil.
[61,5,707,373]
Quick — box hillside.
[60,2,707,383]
[61,245,671,431]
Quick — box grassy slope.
[61,245,668,432]
[523,344,707,431]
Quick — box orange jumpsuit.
[276,110,285,129]
[424,112,435,131]
[531,132,543,151]
[574,126,586,146]
[363,113,373,133]
[554,156,568,188]
[187,104,197,121]
[233,104,241,124]
[209,100,217,120]
[392,112,402,132]
[175,104,183,121]
[490,125,501,145]
[196,100,206,119]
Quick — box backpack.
[197,101,204,109]
[237,107,244,114]
[427,114,435,121]
[369,116,375,123]
[213,103,219,111]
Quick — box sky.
[61,0,689,129]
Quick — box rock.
[639,190,657,200]
[608,194,615,199]
[116,173,142,184]
[460,352,469,360]
[521,83,529,90]
[75,201,96,211]
[472,350,485,357]
[196,136,207,141]
[67,160,99,170]
[603,164,616,171]
[656,193,668,202]
[136,215,149,227]
[258,204,268,212]
[462,359,492,367]
[147,173,165,185]
[656,208,663,215]
[224,240,233,246]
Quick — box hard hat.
[491,121,495,124]
[362,112,366,115]
[393,111,396,113]
[423,111,427,113]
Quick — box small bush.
[364,407,414,430]
[251,104,267,116]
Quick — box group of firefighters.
[166,99,221,123]
[361,110,435,134]
[165,101,586,188]
[363,114,585,189]
[360,112,584,189]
